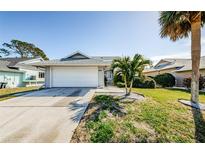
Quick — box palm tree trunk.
[124,75,128,95]
[191,13,201,103]
[128,79,133,95]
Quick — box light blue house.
[0,57,45,88]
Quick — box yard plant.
[154,73,175,87]
[112,54,151,95]
[133,77,156,88]
[183,75,205,90]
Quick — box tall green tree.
[159,11,205,103]
[0,40,49,60]
[112,54,151,95]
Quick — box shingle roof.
[176,56,205,72]
[33,58,114,66]
[0,57,36,67]
[144,56,205,73]
[0,57,43,71]
[32,55,118,67]
[92,56,120,61]
[0,60,23,73]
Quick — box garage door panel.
[52,67,98,87]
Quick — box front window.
[39,72,45,78]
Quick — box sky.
[0,11,205,63]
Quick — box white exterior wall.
[45,66,51,88]
[19,68,45,87]
[19,68,44,82]
[98,67,105,88]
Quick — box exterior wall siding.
[19,68,45,87]
[98,67,105,88]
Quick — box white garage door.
[52,67,98,87]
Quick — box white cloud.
[150,36,205,65]
[181,36,205,47]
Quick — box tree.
[112,54,151,95]
[0,40,49,60]
[128,54,151,94]
[112,56,130,95]
[159,11,205,103]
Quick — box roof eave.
[32,63,111,67]
[176,67,205,72]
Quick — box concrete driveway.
[0,88,94,143]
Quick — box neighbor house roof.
[33,52,118,67]
[176,56,205,72]
[0,57,37,67]
[0,57,44,71]
[0,60,23,73]
[144,56,205,73]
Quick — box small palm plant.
[159,11,205,103]
[112,54,151,95]
[112,56,130,95]
[128,54,151,94]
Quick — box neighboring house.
[0,57,45,88]
[33,52,117,88]
[144,56,205,87]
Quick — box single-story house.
[143,56,205,87]
[0,57,45,88]
[33,52,117,88]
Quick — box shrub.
[183,75,205,90]
[94,95,113,111]
[116,82,125,88]
[144,78,156,88]
[154,73,175,87]
[90,122,114,143]
[133,77,156,88]
[133,77,144,88]
[113,73,123,86]
[94,95,113,104]
[183,77,191,89]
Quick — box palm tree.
[159,11,205,103]
[128,54,151,94]
[112,54,151,95]
[112,56,130,95]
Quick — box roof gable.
[154,59,173,69]
[61,51,90,61]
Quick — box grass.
[71,88,205,143]
[0,86,41,101]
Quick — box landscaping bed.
[71,88,205,143]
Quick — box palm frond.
[159,11,205,41]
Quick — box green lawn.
[71,88,205,143]
[0,86,41,101]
